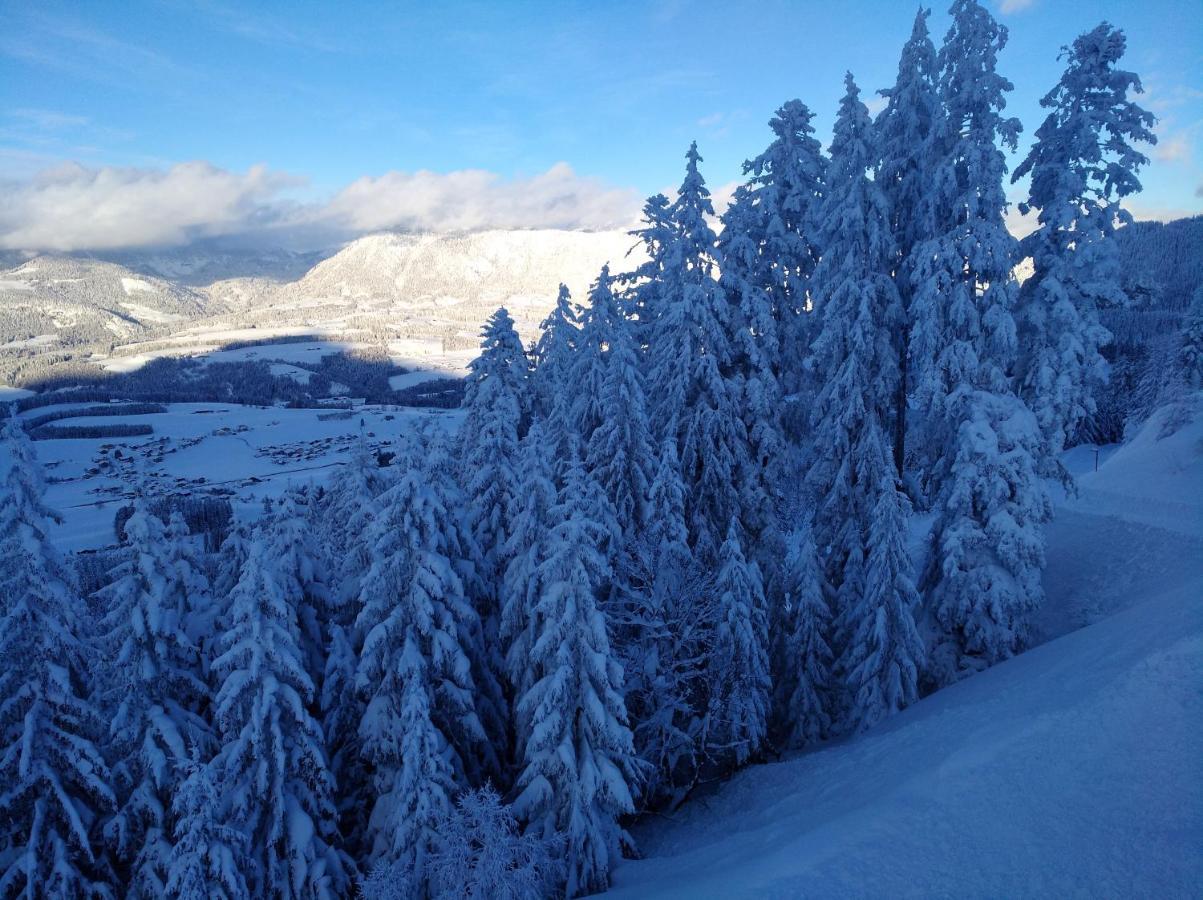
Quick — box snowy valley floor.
[610,405,1203,899]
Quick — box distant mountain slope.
[187,229,642,351]
[610,400,1203,899]
[1116,215,1203,312]
[0,228,640,388]
[0,256,208,348]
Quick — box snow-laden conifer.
[875,6,944,474]
[648,143,750,561]
[512,445,637,898]
[775,521,833,748]
[531,284,579,422]
[211,517,347,898]
[501,422,557,744]
[706,519,771,767]
[738,99,827,393]
[355,435,491,888]
[586,268,656,541]
[164,755,250,900]
[1012,22,1156,478]
[0,414,115,897]
[96,502,212,897]
[916,0,1051,681]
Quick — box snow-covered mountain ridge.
[0,229,640,386]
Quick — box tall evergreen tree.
[531,284,580,422]
[706,519,771,767]
[96,503,212,897]
[459,307,528,695]
[621,193,677,349]
[1012,22,1156,479]
[164,756,250,900]
[315,433,390,856]
[875,6,944,476]
[211,519,348,898]
[774,520,833,748]
[806,73,923,730]
[566,267,623,450]
[586,267,656,542]
[501,422,558,748]
[355,437,491,888]
[737,99,828,394]
[621,437,709,809]
[0,415,114,897]
[842,488,924,732]
[512,447,637,898]
[916,0,1051,683]
[648,143,750,561]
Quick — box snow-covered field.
[609,403,1203,899]
[25,401,458,551]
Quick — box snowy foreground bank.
[611,404,1203,898]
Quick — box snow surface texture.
[610,401,1203,899]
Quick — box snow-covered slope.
[0,255,208,342]
[610,400,1203,899]
[0,229,637,386]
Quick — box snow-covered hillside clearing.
[610,400,1203,899]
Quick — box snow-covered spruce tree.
[715,188,788,578]
[512,444,637,898]
[0,414,114,897]
[917,0,1051,684]
[648,143,751,562]
[501,422,557,747]
[774,520,833,748]
[422,423,507,785]
[586,266,656,542]
[355,435,492,890]
[706,518,771,767]
[908,0,1022,493]
[211,522,348,898]
[874,6,944,476]
[213,517,250,609]
[531,284,579,422]
[806,73,923,730]
[736,98,827,397]
[265,489,334,692]
[565,266,623,452]
[1012,22,1156,478]
[621,192,677,350]
[164,754,250,900]
[844,487,925,732]
[315,432,390,854]
[428,786,564,900]
[321,429,390,607]
[717,182,786,454]
[1181,285,1203,390]
[459,307,528,700]
[95,503,212,897]
[621,437,711,809]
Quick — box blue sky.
[1,0,1200,250]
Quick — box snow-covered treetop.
[1014,22,1156,224]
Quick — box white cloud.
[0,160,642,252]
[321,163,638,234]
[997,0,1035,13]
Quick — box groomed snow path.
[610,401,1203,899]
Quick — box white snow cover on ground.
[609,399,1203,899]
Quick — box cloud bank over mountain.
[0,160,642,253]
